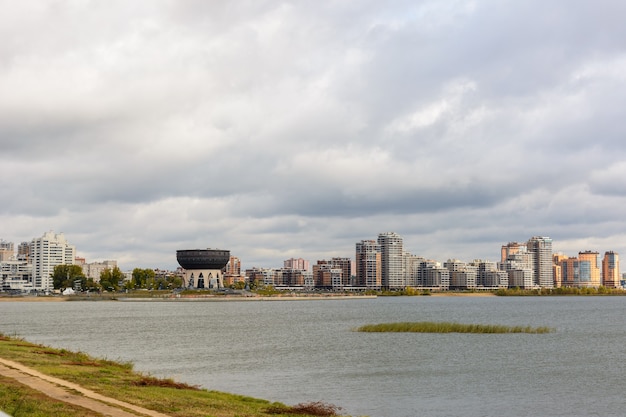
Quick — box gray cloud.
[2,0,626,270]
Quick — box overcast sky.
[2,1,626,271]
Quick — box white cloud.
[385,78,477,133]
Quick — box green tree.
[164,274,183,289]
[233,281,246,290]
[132,268,155,289]
[83,278,100,292]
[99,267,125,292]
[51,265,84,289]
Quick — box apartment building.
[82,260,118,281]
[0,240,14,262]
[31,231,76,290]
[419,260,450,289]
[499,246,534,289]
[444,259,477,290]
[602,251,620,288]
[527,236,553,288]
[470,260,508,289]
[378,232,404,289]
[284,258,310,271]
[355,240,381,289]
[0,258,32,291]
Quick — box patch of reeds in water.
[355,321,553,334]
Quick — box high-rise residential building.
[499,245,534,289]
[578,250,601,287]
[0,240,14,262]
[284,258,310,271]
[31,231,76,290]
[278,268,306,286]
[444,259,477,290]
[419,260,450,289]
[312,260,330,287]
[561,257,585,287]
[559,252,601,288]
[330,257,353,287]
[501,242,526,264]
[312,261,342,289]
[17,242,30,261]
[470,260,508,289]
[225,256,241,276]
[508,269,534,288]
[602,251,620,288]
[82,260,117,281]
[378,232,404,289]
[311,258,353,289]
[355,240,381,289]
[223,256,245,286]
[526,236,553,288]
[552,253,568,288]
[403,252,425,287]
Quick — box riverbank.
[0,294,378,302]
[0,292,498,302]
[429,292,496,297]
[0,295,66,302]
[119,294,378,301]
[0,334,344,417]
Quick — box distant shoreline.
[429,292,496,297]
[0,296,67,302]
[0,294,379,302]
[117,295,378,301]
[0,292,499,302]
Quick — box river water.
[2,296,625,417]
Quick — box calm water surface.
[2,296,626,417]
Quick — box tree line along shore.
[3,285,626,302]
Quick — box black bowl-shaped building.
[176,249,230,270]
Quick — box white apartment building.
[420,260,450,289]
[355,240,381,289]
[82,260,118,282]
[527,236,553,288]
[470,260,509,289]
[378,232,404,289]
[499,245,535,289]
[31,231,76,290]
[508,269,534,289]
[0,258,33,291]
[444,259,477,290]
[403,252,425,287]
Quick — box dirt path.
[0,357,172,417]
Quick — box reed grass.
[356,321,553,334]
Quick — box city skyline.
[2,2,626,271]
[1,230,622,291]
[1,231,622,277]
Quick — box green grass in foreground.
[355,322,554,334]
[0,334,344,417]
[0,374,104,417]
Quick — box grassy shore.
[0,334,343,417]
[355,322,554,334]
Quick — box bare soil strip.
[0,358,172,417]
